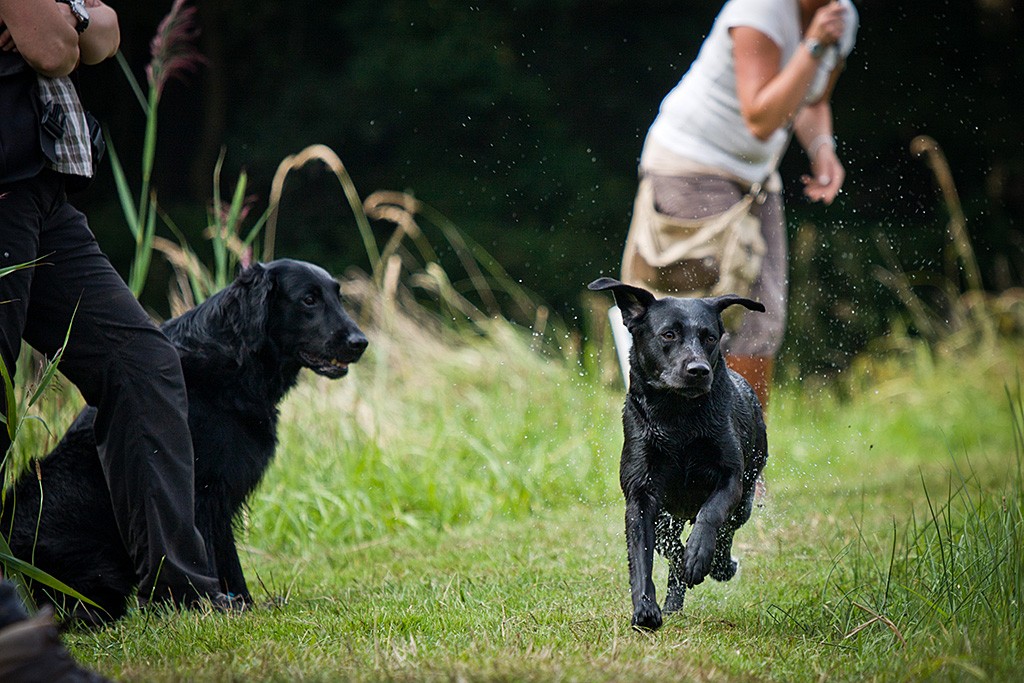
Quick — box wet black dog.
[589,277,768,630]
[0,259,367,623]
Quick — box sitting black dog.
[0,259,367,623]
[589,277,768,630]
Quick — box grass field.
[20,307,1024,681]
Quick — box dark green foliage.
[75,0,1023,373]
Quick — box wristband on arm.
[806,134,835,158]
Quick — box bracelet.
[806,134,835,158]
[804,38,827,60]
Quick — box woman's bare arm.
[793,99,844,203]
[732,1,847,140]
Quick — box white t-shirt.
[643,0,858,184]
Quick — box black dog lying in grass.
[0,259,368,624]
[589,277,768,630]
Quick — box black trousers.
[0,169,219,604]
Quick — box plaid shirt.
[36,75,93,178]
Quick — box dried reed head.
[147,0,205,98]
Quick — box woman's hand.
[806,2,847,48]
[802,145,845,204]
[78,0,119,64]
[53,1,82,32]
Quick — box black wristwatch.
[57,0,90,34]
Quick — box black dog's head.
[589,277,764,397]
[263,259,368,378]
[217,259,368,379]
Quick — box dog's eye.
[302,294,317,306]
[698,329,717,344]
[661,330,677,341]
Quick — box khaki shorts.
[621,174,788,357]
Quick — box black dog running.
[590,277,768,631]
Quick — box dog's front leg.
[197,490,252,602]
[624,489,662,630]
[682,468,743,587]
[710,480,757,582]
[621,436,663,630]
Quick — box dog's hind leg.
[655,511,688,614]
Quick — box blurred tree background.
[74,0,1023,375]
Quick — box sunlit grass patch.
[54,309,1020,682]
[245,307,622,557]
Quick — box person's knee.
[125,329,186,389]
[78,327,185,408]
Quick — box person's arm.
[0,0,80,77]
[78,0,119,65]
[731,1,847,140]
[793,98,844,204]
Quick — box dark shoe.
[0,608,113,682]
[207,591,248,614]
[139,589,247,615]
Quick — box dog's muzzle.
[663,360,712,397]
[299,332,368,379]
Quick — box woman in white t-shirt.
[621,0,857,414]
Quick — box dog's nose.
[347,332,369,354]
[685,361,710,378]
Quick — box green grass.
[21,318,1024,681]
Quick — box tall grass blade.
[104,137,139,236]
[263,145,380,273]
[154,211,214,305]
[0,259,45,281]
[139,87,159,208]
[241,206,271,253]
[210,150,228,288]
[910,135,983,293]
[0,359,19,442]
[128,196,158,297]
[0,542,103,610]
[114,51,148,114]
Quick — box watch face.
[69,0,90,31]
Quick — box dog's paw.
[710,556,739,582]
[663,585,686,614]
[682,525,716,586]
[631,597,663,631]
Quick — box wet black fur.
[589,277,768,631]
[0,259,367,624]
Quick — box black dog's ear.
[588,277,657,325]
[706,294,766,315]
[225,263,274,359]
